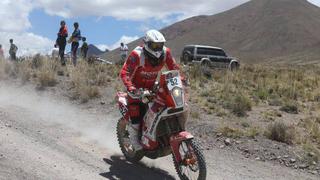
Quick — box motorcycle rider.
[120,29,182,151]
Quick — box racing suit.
[120,46,181,125]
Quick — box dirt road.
[0,83,318,180]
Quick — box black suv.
[180,45,240,71]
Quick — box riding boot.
[128,123,143,151]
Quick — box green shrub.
[256,88,269,100]
[228,94,252,117]
[280,103,298,114]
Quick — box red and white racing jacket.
[120,46,181,92]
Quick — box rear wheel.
[182,53,191,65]
[173,139,207,180]
[116,118,144,162]
[200,61,211,77]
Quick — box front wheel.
[116,118,144,162]
[230,62,239,71]
[173,139,207,180]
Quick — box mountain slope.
[78,44,108,57]
[104,0,320,63]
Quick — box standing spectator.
[69,22,81,66]
[0,44,4,60]
[9,39,18,61]
[56,20,68,66]
[80,37,88,59]
[120,42,128,64]
[51,45,59,60]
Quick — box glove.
[128,86,137,93]
[128,86,140,99]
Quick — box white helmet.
[143,30,166,65]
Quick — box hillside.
[78,44,108,57]
[103,0,320,63]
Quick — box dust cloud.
[0,83,120,153]
[0,82,177,176]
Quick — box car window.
[197,47,226,57]
[184,47,194,54]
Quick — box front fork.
[170,131,194,163]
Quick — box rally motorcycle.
[116,70,207,180]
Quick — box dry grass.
[302,142,320,164]
[185,64,320,144]
[301,116,320,145]
[36,60,58,88]
[225,94,252,117]
[264,121,295,144]
[69,62,101,102]
[0,56,58,87]
[0,61,23,79]
[218,126,244,138]
[245,127,260,138]
[186,64,320,110]
[0,56,121,103]
[68,61,120,102]
[17,61,33,83]
[0,60,12,80]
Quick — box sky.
[0,0,320,56]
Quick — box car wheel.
[230,62,239,71]
[183,53,190,65]
[201,61,211,77]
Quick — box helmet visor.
[148,42,164,51]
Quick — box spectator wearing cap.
[120,42,128,64]
[56,20,68,66]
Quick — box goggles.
[148,42,164,51]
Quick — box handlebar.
[128,88,155,104]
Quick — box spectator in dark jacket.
[56,20,68,66]
[80,37,88,59]
[70,22,81,66]
[9,39,18,61]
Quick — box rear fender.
[170,131,194,162]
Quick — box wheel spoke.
[117,118,143,162]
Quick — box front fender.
[229,59,240,68]
[200,58,211,64]
[170,131,194,162]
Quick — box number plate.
[167,76,182,90]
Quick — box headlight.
[172,87,183,106]
[173,88,181,97]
